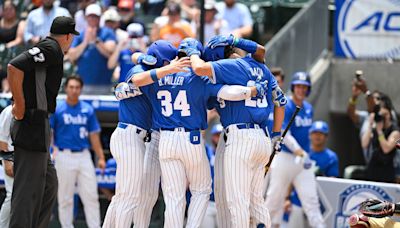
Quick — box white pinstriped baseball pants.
[219,125,272,228]
[159,129,212,228]
[103,124,147,228]
[133,130,161,227]
[55,149,101,228]
[266,152,325,228]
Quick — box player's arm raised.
[207,34,265,63]
[130,57,191,87]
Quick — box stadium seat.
[278,0,310,8]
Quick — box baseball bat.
[264,106,301,176]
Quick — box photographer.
[362,95,400,183]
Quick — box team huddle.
[104,34,324,228]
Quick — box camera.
[355,70,363,81]
[373,104,383,122]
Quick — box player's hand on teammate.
[137,54,157,66]
[208,34,236,49]
[164,57,191,73]
[114,82,142,100]
[254,81,268,99]
[179,38,201,57]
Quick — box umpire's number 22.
[157,90,191,117]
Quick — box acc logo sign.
[337,0,400,59]
[335,184,392,228]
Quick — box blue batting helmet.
[309,121,329,135]
[178,38,204,58]
[291,71,311,96]
[147,40,177,68]
[203,45,225,61]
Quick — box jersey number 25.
[245,80,268,108]
[157,90,191,117]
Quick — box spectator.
[137,0,165,16]
[180,0,200,31]
[215,0,253,38]
[102,8,128,42]
[151,2,194,47]
[117,0,145,31]
[362,95,400,183]
[347,72,378,163]
[0,0,25,48]
[68,3,117,94]
[74,0,96,34]
[108,22,147,82]
[309,121,339,177]
[203,0,229,43]
[24,0,71,45]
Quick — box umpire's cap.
[147,40,177,68]
[309,121,329,135]
[291,71,311,96]
[50,16,80,35]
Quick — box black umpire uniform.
[7,17,79,228]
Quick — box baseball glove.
[359,199,395,218]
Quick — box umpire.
[7,16,79,228]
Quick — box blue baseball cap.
[147,40,177,68]
[210,124,223,135]
[309,121,329,134]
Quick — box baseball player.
[283,121,339,227]
[265,72,326,228]
[200,124,223,228]
[50,76,105,228]
[103,40,187,228]
[116,38,266,227]
[0,105,14,228]
[186,34,287,228]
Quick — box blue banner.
[334,0,400,59]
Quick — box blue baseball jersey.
[118,49,136,83]
[50,100,100,150]
[140,69,223,130]
[205,144,215,202]
[210,56,277,128]
[281,98,313,153]
[118,65,153,130]
[309,148,339,177]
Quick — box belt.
[160,127,197,132]
[225,123,260,134]
[118,122,145,135]
[59,148,85,153]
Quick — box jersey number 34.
[157,90,191,117]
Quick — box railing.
[264,0,329,86]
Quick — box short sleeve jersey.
[140,69,223,130]
[50,100,100,150]
[9,36,64,113]
[210,56,277,128]
[281,98,313,153]
[118,65,153,130]
[309,148,339,177]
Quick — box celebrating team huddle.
[104,34,317,228]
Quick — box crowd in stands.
[0,0,254,94]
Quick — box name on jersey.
[295,116,312,127]
[63,113,88,125]
[158,75,185,86]
[249,67,264,81]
